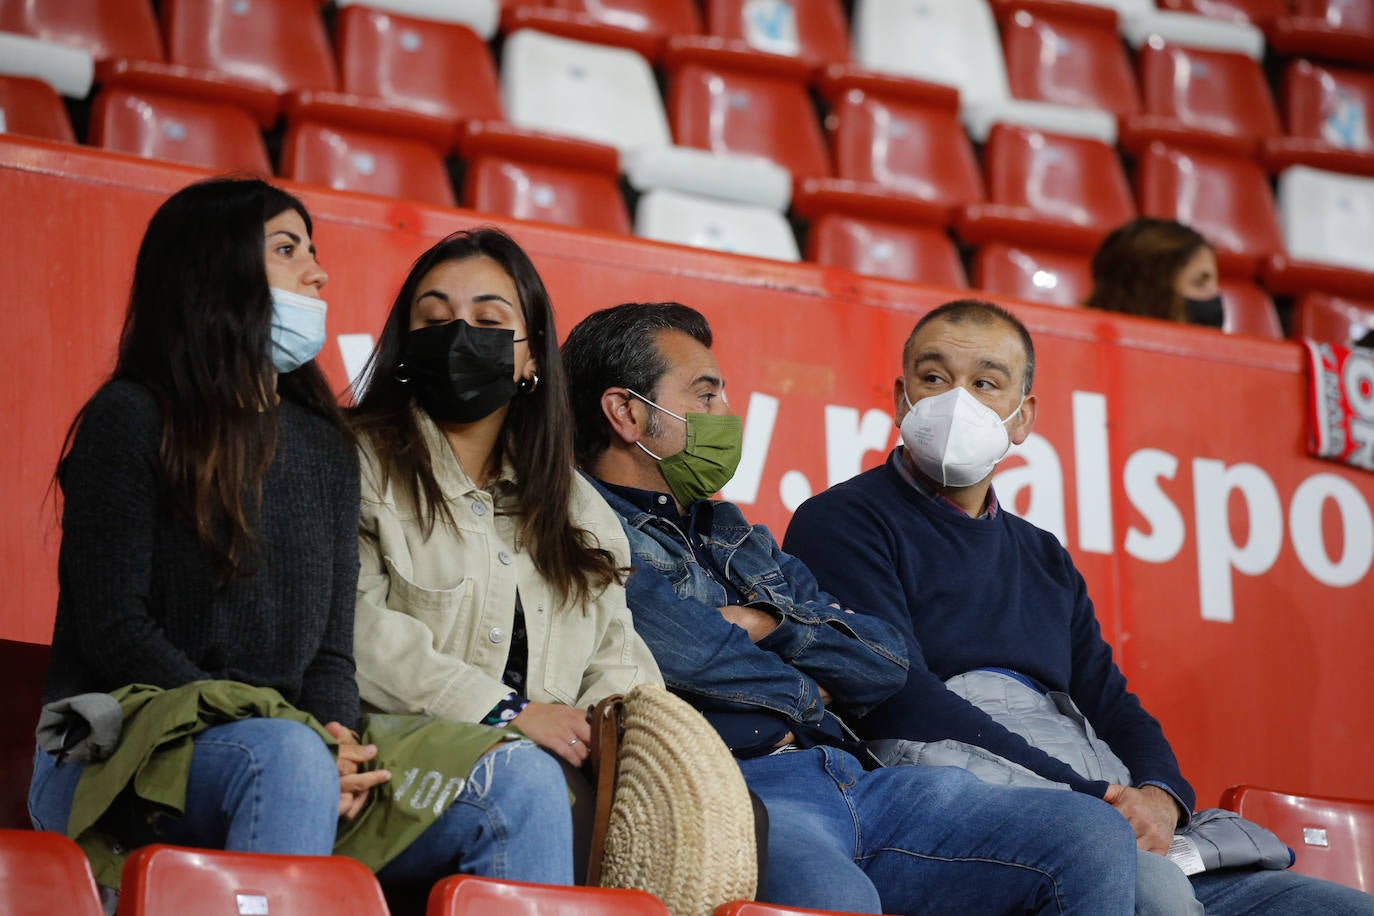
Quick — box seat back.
[91,87,272,174]
[825,76,984,211]
[460,123,630,233]
[501,28,671,156]
[973,243,1093,306]
[706,0,849,68]
[1282,59,1374,151]
[666,40,829,179]
[851,0,1009,106]
[0,829,104,916]
[535,0,703,40]
[1136,143,1282,275]
[0,0,163,62]
[117,844,389,915]
[335,5,501,125]
[1292,0,1374,34]
[1137,41,1281,145]
[1000,1,1140,117]
[1218,278,1283,338]
[982,123,1135,239]
[1220,785,1374,892]
[427,874,671,915]
[0,75,76,143]
[808,215,967,287]
[1155,0,1289,24]
[635,188,800,261]
[1277,165,1374,275]
[0,640,51,830]
[162,0,337,95]
[282,121,454,206]
[1294,292,1374,346]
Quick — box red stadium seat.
[1155,0,1288,25]
[715,900,895,915]
[161,0,337,96]
[1121,41,1281,158]
[281,121,454,206]
[1136,142,1283,278]
[0,640,52,830]
[820,67,985,219]
[958,124,1135,253]
[0,830,104,916]
[705,0,850,73]
[1265,165,1374,299]
[1293,292,1374,346]
[117,844,389,916]
[997,1,1141,118]
[806,215,967,287]
[1262,60,1374,178]
[665,37,831,180]
[1218,278,1283,338]
[0,76,76,143]
[1266,0,1374,67]
[332,5,502,131]
[459,120,630,233]
[972,243,1092,307]
[90,87,271,174]
[427,874,671,915]
[0,0,163,63]
[1220,785,1374,892]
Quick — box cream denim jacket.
[354,411,662,724]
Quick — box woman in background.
[1086,217,1224,329]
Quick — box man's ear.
[891,375,909,428]
[1010,393,1037,445]
[600,388,643,445]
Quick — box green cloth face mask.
[626,388,743,506]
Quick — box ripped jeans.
[30,720,572,886]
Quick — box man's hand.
[1103,783,1182,855]
[718,605,780,642]
[510,701,592,767]
[326,721,391,821]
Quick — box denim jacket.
[589,477,909,726]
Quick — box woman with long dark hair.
[29,179,572,890]
[1086,217,1224,328]
[350,227,660,772]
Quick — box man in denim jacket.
[562,301,1139,915]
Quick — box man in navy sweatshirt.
[784,298,1374,915]
[563,301,1139,915]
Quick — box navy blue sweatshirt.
[783,449,1194,812]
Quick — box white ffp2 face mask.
[900,385,1024,487]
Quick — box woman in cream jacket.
[350,228,661,771]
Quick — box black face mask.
[1184,295,1225,329]
[396,320,518,424]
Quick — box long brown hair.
[1086,218,1210,323]
[56,176,348,584]
[350,228,621,610]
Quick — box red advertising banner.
[2,137,1372,809]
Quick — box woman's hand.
[326,721,391,821]
[510,702,592,767]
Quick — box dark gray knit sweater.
[43,380,361,729]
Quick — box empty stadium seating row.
[1,0,1373,340]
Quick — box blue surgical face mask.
[269,288,327,373]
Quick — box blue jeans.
[739,747,1136,915]
[1192,865,1374,914]
[29,720,572,885]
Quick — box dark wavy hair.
[1086,218,1211,323]
[57,175,348,584]
[350,228,621,610]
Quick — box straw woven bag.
[586,684,757,916]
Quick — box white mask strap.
[624,387,687,424]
